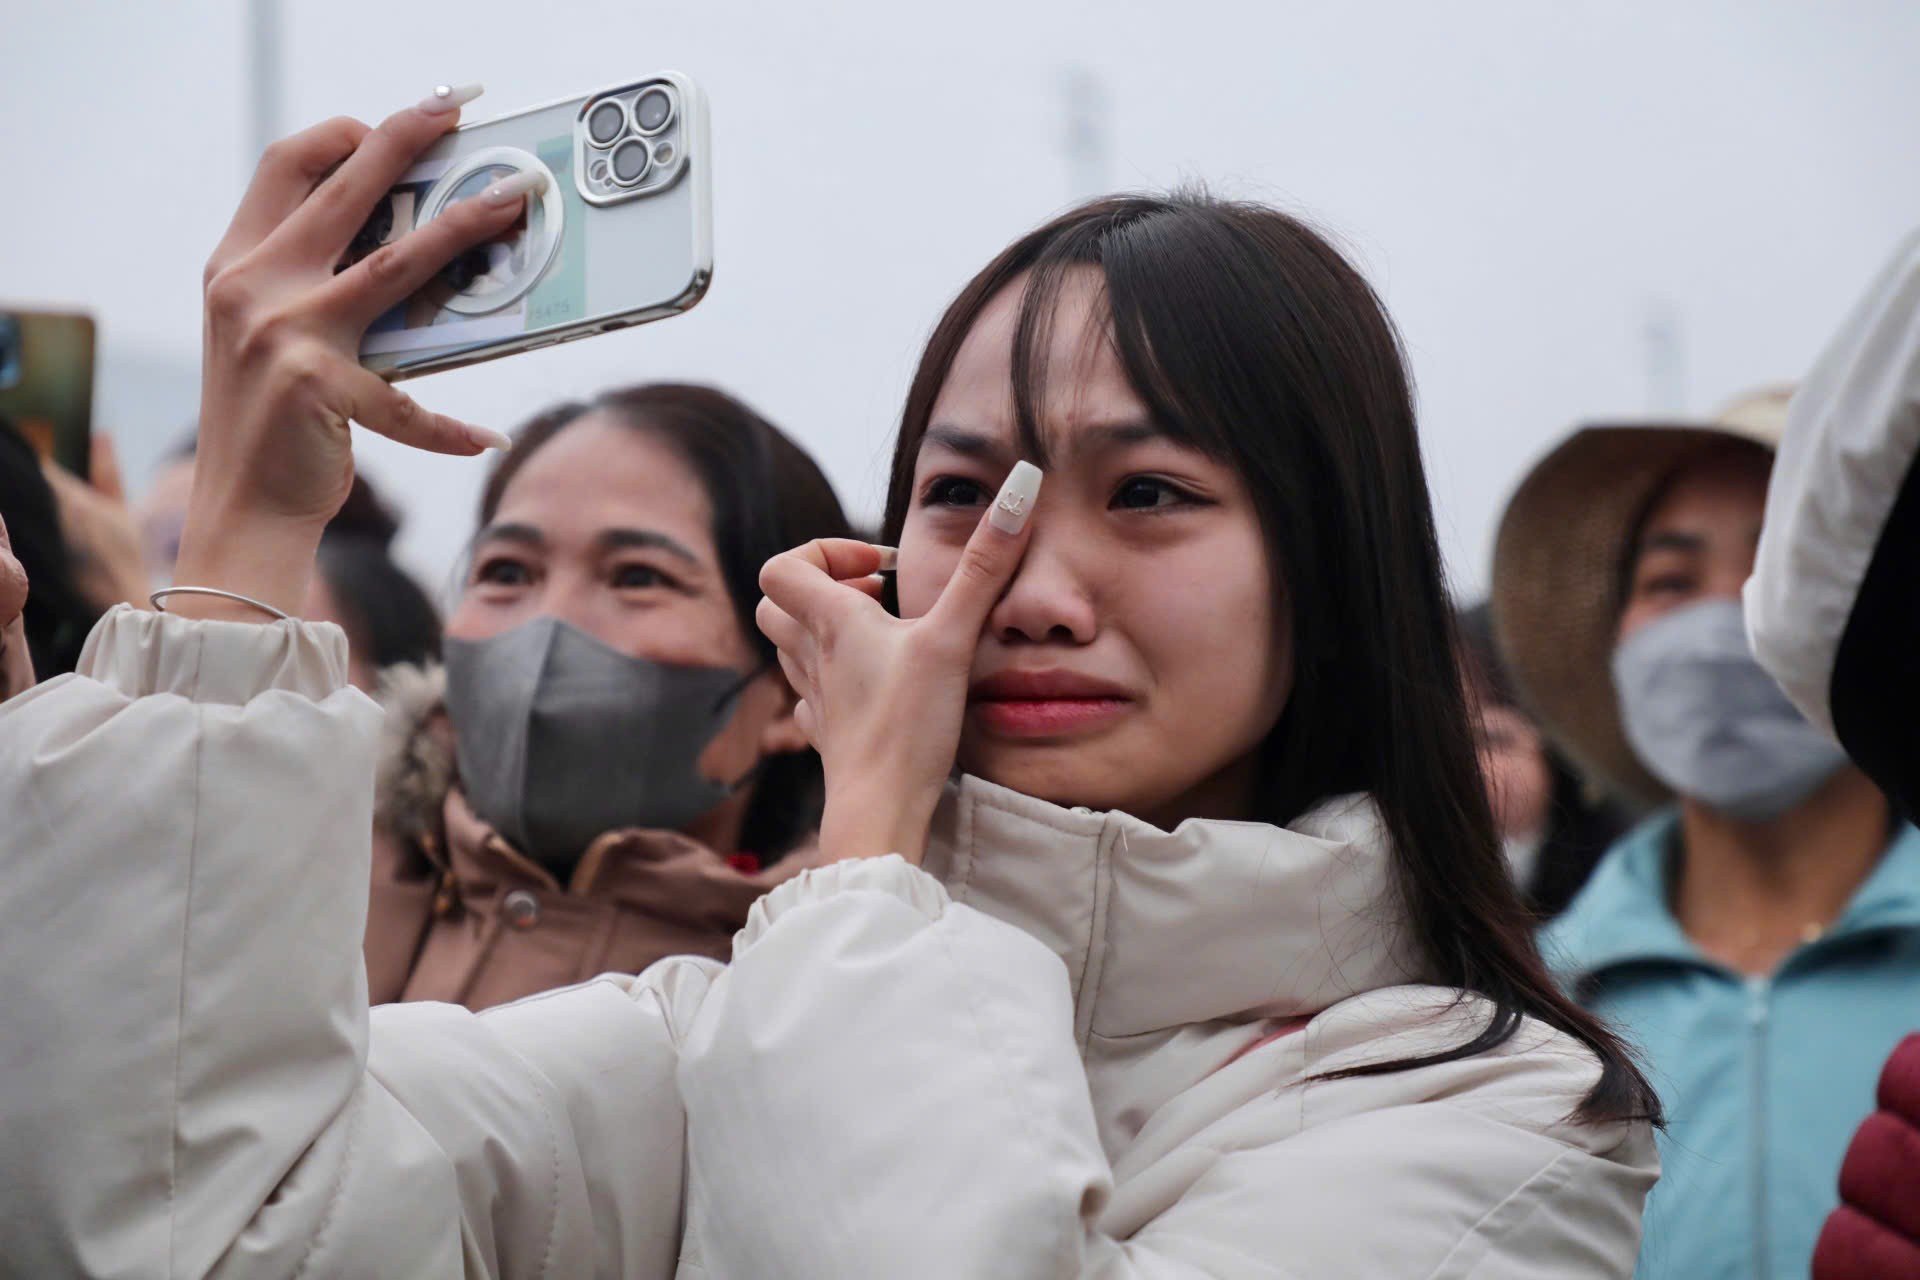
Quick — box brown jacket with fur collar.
[367,666,823,1010]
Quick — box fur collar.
[373,663,457,844]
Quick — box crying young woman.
[0,95,1660,1277]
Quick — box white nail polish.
[989,460,1043,534]
[419,83,484,115]
[468,427,513,452]
[483,169,548,204]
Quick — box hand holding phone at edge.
[173,88,531,622]
[41,437,148,613]
[755,463,1043,865]
[0,514,33,700]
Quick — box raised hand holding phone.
[756,462,1043,864]
[355,74,711,379]
[173,89,529,622]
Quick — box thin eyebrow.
[921,418,1168,466]
[921,425,1015,465]
[598,527,700,565]
[1637,530,1707,556]
[470,522,699,566]
[1075,419,1168,452]
[472,521,545,549]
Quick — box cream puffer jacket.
[0,608,1658,1278]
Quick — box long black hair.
[316,536,443,672]
[880,193,1660,1126]
[312,467,442,673]
[480,383,853,861]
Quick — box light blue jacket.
[1541,812,1920,1280]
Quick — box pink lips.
[967,670,1135,739]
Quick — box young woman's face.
[896,269,1292,826]
[444,414,803,835]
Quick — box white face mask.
[1612,599,1850,820]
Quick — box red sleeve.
[1813,1035,1920,1280]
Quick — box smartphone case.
[357,72,712,379]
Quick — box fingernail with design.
[419,84,484,115]
[989,460,1043,534]
[484,169,548,204]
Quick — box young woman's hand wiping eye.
[757,461,1043,864]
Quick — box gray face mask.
[1612,599,1849,820]
[443,616,758,869]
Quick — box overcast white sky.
[7,0,1920,597]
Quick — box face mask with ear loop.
[443,615,766,871]
[1612,598,1850,820]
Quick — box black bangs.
[1005,248,1074,469]
[1002,196,1246,469]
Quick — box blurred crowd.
[4,120,1920,1278]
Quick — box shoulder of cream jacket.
[0,607,1657,1279]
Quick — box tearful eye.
[1111,477,1190,511]
[924,476,989,508]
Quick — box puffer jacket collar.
[920,774,1430,1046]
[372,663,458,848]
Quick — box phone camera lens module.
[588,100,627,146]
[651,141,675,166]
[590,158,611,184]
[633,87,673,133]
[610,137,651,185]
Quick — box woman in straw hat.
[1493,390,1920,1280]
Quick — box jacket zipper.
[1745,976,1772,1280]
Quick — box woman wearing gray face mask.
[1493,391,1920,1280]
[364,383,852,1010]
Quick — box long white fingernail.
[988,461,1043,534]
[419,83,484,115]
[468,427,513,452]
[871,545,899,572]
[484,169,548,204]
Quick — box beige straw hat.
[1489,385,1793,808]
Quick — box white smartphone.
[351,73,713,380]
